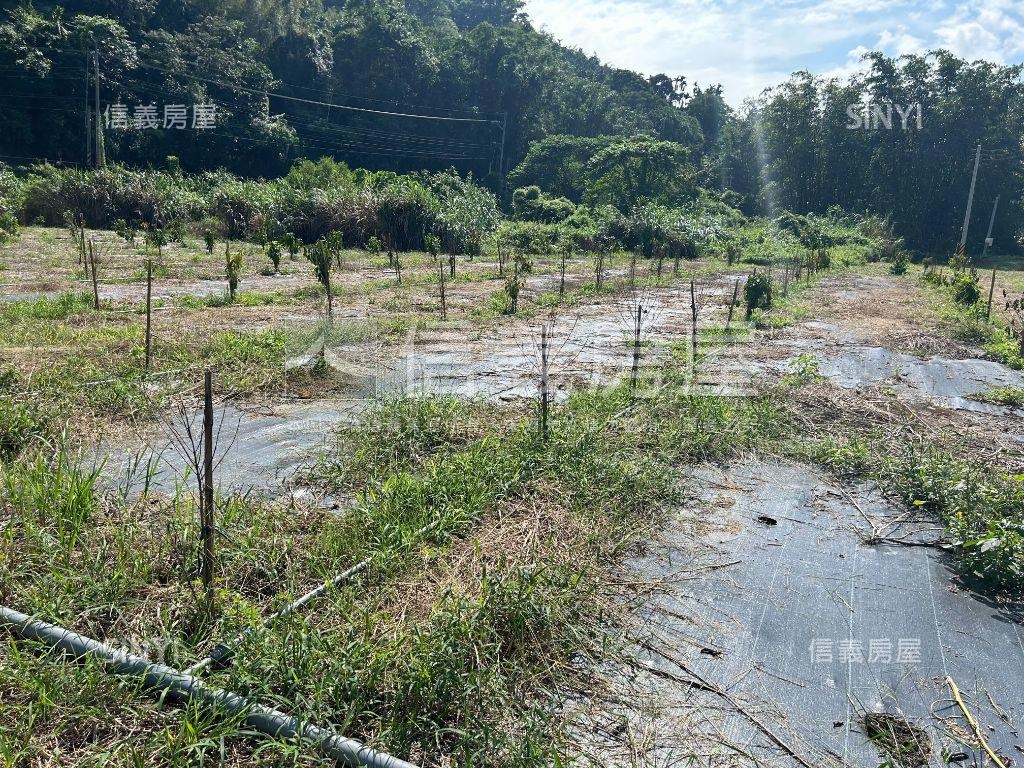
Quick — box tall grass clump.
[16,159,501,256]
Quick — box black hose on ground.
[0,605,418,768]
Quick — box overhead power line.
[134,61,498,124]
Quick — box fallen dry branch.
[945,676,1009,768]
[630,636,840,768]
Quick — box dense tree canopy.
[742,53,1024,251]
[0,0,701,183]
[0,1,1021,252]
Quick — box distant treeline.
[1,156,897,276]
[0,2,1021,252]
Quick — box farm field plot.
[2,216,1023,768]
[3,3,1024,765]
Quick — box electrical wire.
[101,73,495,152]
[94,73,499,161]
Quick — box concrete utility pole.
[93,46,105,169]
[981,195,1000,260]
[958,143,981,254]
[497,112,507,200]
[84,48,92,167]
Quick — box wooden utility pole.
[84,49,92,167]
[145,259,153,371]
[497,112,508,201]
[201,371,216,611]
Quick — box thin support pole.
[986,268,997,322]
[539,323,550,442]
[727,278,739,330]
[438,261,447,320]
[88,240,100,310]
[202,371,215,611]
[145,259,153,371]
[630,303,642,396]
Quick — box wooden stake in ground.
[438,259,448,320]
[78,224,87,277]
[559,246,569,299]
[987,267,997,321]
[87,239,100,310]
[726,278,739,330]
[201,370,216,613]
[145,259,153,371]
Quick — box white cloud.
[876,28,926,56]
[523,0,1024,107]
[818,46,871,84]
[935,1,1024,61]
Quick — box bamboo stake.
[539,322,550,442]
[689,277,698,364]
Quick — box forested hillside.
[0,0,1022,252]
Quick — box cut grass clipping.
[861,713,932,768]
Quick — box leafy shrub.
[511,186,576,223]
[430,171,500,256]
[423,233,441,259]
[891,250,909,275]
[22,164,209,227]
[744,272,773,319]
[495,221,561,255]
[0,164,22,243]
[267,242,281,273]
[225,244,243,300]
[952,272,981,306]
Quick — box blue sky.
[522,0,1024,106]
